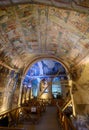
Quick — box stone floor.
[19,106,61,130]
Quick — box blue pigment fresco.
[52,77,61,98]
[23,59,67,97]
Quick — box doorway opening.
[22,58,69,101]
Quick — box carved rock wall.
[73,62,89,115]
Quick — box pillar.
[26,87,31,101]
[69,80,76,117]
[2,70,18,111]
[48,78,53,99]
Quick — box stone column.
[26,87,31,101]
[18,75,24,106]
[21,85,27,104]
[48,78,53,99]
[2,70,18,111]
[69,80,76,117]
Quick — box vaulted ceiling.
[0,0,89,71]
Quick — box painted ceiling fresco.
[23,59,65,97]
[0,2,89,70]
[0,0,89,13]
[23,59,67,86]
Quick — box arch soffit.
[23,55,71,80]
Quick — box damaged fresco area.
[72,63,89,116]
[0,0,89,13]
[0,4,89,68]
[70,64,85,81]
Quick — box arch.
[18,55,72,105]
[23,55,71,80]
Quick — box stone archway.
[18,55,71,105]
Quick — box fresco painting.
[0,1,89,129]
[23,59,67,97]
[0,4,89,67]
[52,77,62,99]
[40,78,49,94]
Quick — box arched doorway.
[21,58,70,104]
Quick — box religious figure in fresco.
[40,79,48,93]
